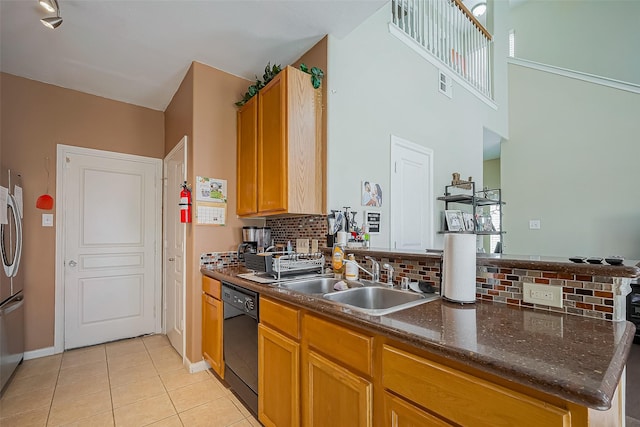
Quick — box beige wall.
[165,66,194,157]
[0,72,164,351]
[164,62,252,362]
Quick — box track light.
[41,16,63,29]
[39,0,63,29]
[39,0,56,13]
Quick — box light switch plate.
[42,213,54,227]
[529,219,541,230]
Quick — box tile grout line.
[44,355,62,427]
[142,336,183,427]
[105,344,116,427]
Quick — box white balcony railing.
[391,0,493,99]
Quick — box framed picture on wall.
[445,210,465,232]
[361,181,382,207]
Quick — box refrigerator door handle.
[0,294,24,315]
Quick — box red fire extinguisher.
[179,181,192,223]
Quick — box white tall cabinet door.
[390,136,434,251]
[163,137,186,357]
[63,149,161,350]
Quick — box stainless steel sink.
[280,277,363,295]
[322,286,438,315]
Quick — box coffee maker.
[237,226,258,260]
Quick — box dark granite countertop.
[202,265,636,411]
[321,247,640,278]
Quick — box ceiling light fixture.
[41,16,63,29]
[38,0,56,13]
[471,2,487,17]
[39,0,63,29]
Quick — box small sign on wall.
[365,210,381,234]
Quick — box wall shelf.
[437,182,505,252]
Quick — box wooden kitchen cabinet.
[258,298,301,427]
[250,292,622,427]
[304,349,372,427]
[302,314,374,426]
[381,344,571,426]
[202,276,224,377]
[236,65,324,217]
[236,95,258,216]
[382,391,452,427]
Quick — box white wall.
[509,0,640,85]
[326,3,509,249]
[503,63,640,258]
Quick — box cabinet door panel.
[304,314,372,376]
[237,96,258,216]
[258,71,288,214]
[261,297,300,339]
[202,276,221,300]
[382,345,570,427]
[202,294,224,377]
[258,324,300,427]
[383,392,452,427]
[304,350,372,427]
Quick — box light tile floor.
[0,335,261,427]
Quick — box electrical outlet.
[523,283,562,308]
[529,219,541,230]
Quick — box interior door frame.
[162,136,187,359]
[54,144,162,354]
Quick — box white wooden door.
[390,136,434,250]
[62,148,161,349]
[163,137,186,357]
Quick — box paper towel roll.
[337,231,349,245]
[442,233,476,303]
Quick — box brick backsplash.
[476,266,616,321]
[201,251,241,269]
[202,215,621,322]
[266,215,328,247]
[341,254,441,289]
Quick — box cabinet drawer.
[382,345,570,427]
[260,298,300,339]
[304,315,372,376]
[202,276,221,300]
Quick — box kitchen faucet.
[364,256,380,282]
[382,263,395,288]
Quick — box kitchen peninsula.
[201,249,637,426]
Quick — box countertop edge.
[202,268,635,410]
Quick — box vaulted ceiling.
[0,0,387,111]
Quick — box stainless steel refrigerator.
[0,167,24,394]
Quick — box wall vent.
[439,70,452,98]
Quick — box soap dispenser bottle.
[345,254,359,281]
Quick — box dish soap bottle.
[332,242,345,279]
[345,254,359,281]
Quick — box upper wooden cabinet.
[236,96,258,216]
[237,66,324,217]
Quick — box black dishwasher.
[222,282,259,415]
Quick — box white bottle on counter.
[345,254,359,281]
